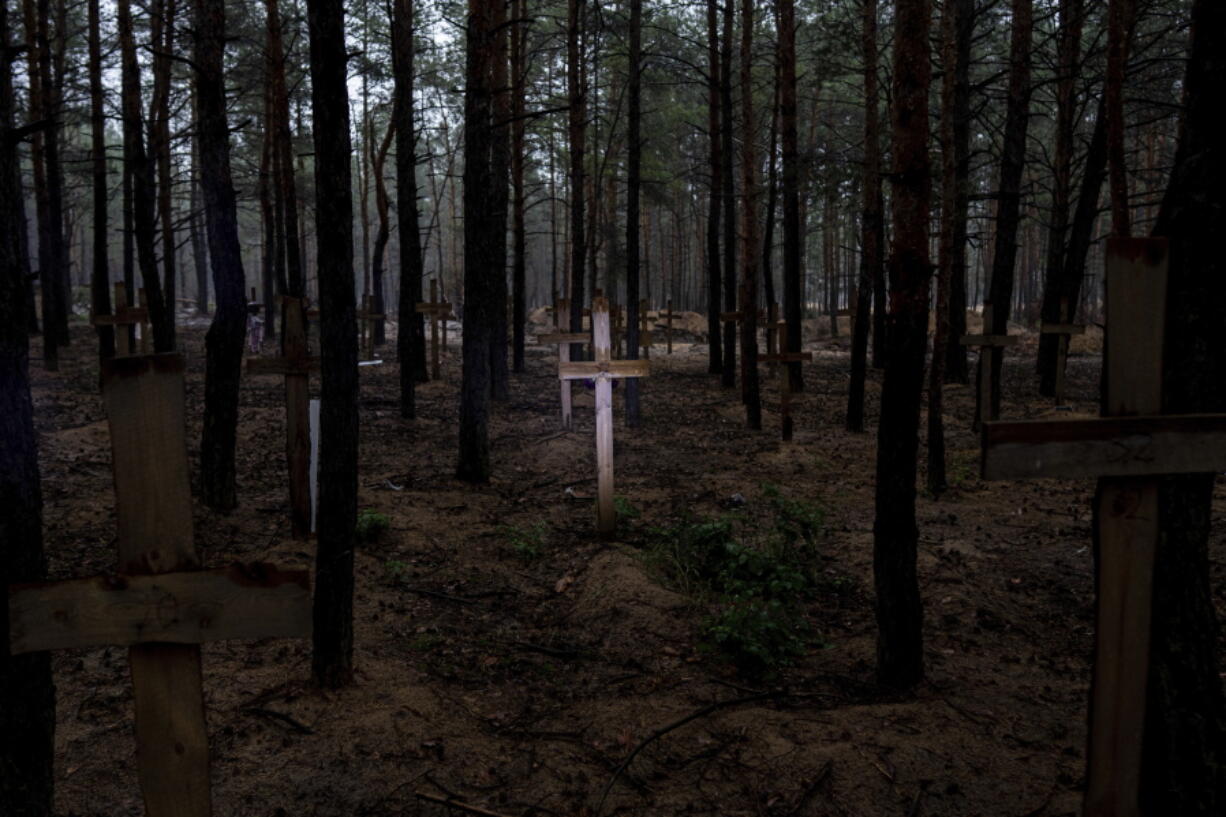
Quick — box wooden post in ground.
[1041,297,1085,406]
[638,299,653,359]
[960,304,1019,430]
[611,302,624,358]
[537,297,585,428]
[758,323,812,441]
[357,294,385,362]
[91,282,150,357]
[246,297,320,538]
[558,297,650,536]
[659,299,680,354]
[416,279,454,380]
[980,238,1226,817]
[6,353,312,817]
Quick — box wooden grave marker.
[960,303,1019,430]
[558,297,649,536]
[91,282,150,356]
[245,296,320,538]
[7,353,312,817]
[416,278,454,380]
[637,299,654,359]
[1041,297,1086,406]
[658,299,680,354]
[980,237,1226,817]
[358,293,385,362]
[537,296,587,428]
[757,322,812,441]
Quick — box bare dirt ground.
[28,313,1226,817]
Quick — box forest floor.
[28,313,1226,817]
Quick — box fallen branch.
[594,691,775,816]
[243,707,313,734]
[414,790,515,817]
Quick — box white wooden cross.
[960,303,1019,430]
[7,353,312,817]
[558,297,649,536]
[537,296,587,429]
[245,296,319,538]
[1041,296,1086,406]
[980,237,1226,817]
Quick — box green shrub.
[499,521,549,563]
[355,510,391,543]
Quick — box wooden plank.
[8,565,313,654]
[981,414,1226,480]
[959,334,1020,347]
[1041,323,1085,335]
[558,359,652,381]
[245,356,320,376]
[593,300,615,537]
[101,353,210,817]
[1105,237,1166,417]
[538,332,589,344]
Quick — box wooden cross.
[357,294,385,362]
[960,303,1019,430]
[91,282,151,356]
[7,353,312,817]
[658,299,680,354]
[416,278,454,380]
[537,297,586,428]
[245,296,320,538]
[558,297,650,536]
[979,238,1226,817]
[757,323,812,441]
[637,299,654,359]
[1041,297,1086,406]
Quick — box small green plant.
[702,598,809,676]
[355,510,391,543]
[761,482,824,551]
[499,521,548,563]
[614,495,640,521]
[383,559,408,582]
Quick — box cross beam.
[960,306,1019,429]
[415,279,454,380]
[537,296,582,427]
[91,282,151,356]
[980,238,1221,817]
[758,323,812,441]
[1040,297,1086,406]
[358,294,386,362]
[557,297,649,536]
[7,354,311,817]
[658,299,679,354]
[245,297,319,537]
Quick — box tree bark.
[719,0,736,390]
[942,0,973,385]
[0,5,55,809]
[392,0,423,418]
[985,0,1033,420]
[489,0,510,401]
[189,113,209,315]
[780,0,803,394]
[847,0,880,431]
[1105,0,1134,238]
[88,0,114,360]
[1139,2,1226,809]
[149,0,178,347]
[117,0,172,352]
[625,0,642,427]
[565,0,586,361]
[510,0,527,374]
[370,118,394,347]
[305,0,359,688]
[196,0,248,515]
[458,0,499,482]
[738,0,761,430]
[873,0,930,690]
[704,0,721,375]
[266,0,302,298]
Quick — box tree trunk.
[197,0,248,515]
[149,0,178,347]
[488,0,510,400]
[0,6,55,809]
[189,117,209,315]
[942,0,973,385]
[565,0,586,361]
[305,0,359,688]
[392,0,423,418]
[986,0,1033,420]
[88,0,114,360]
[738,0,761,430]
[873,0,930,690]
[117,0,172,352]
[625,0,642,427]
[370,118,394,347]
[1106,0,1134,238]
[847,0,880,431]
[266,0,302,298]
[510,0,527,374]
[719,0,736,390]
[1129,3,1226,810]
[458,0,499,482]
[705,0,721,375]
[927,0,968,494]
[761,57,779,338]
